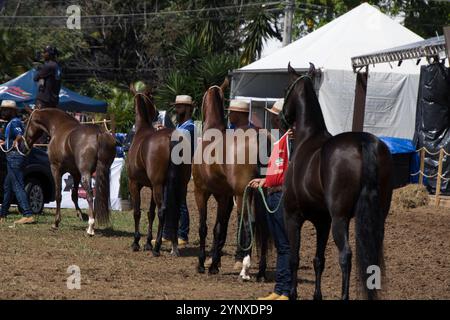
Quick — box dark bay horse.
[127,84,189,256]
[23,109,116,235]
[281,63,393,300]
[192,80,269,277]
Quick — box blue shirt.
[176,119,195,156]
[5,117,24,149]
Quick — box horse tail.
[354,136,386,300]
[94,131,115,226]
[253,188,273,265]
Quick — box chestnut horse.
[192,80,269,277]
[23,109,116,235]
[127,84,189,257]
[280,63,393,300]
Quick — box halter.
[280,75,311,128]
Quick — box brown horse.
[127,84,189,256]
[280,63,393,300]
[23,108,116,235]
[192,80,269,277]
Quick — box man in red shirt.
[248,99,292,300]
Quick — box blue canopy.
[0,69,108,113]
[379,136,416,154]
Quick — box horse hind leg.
[312,215,331,300]
[81,174,95,236]
[196,190,210,273]
[71,174,88,221]
[209,195,233,275]
[152,185,164,257]
[130,181,142,251]
[144,193,156,252]
[331,216,352,300]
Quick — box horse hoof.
[143,243,152,252]
[131,243,140,252]
[208,266,220,275]
[51,225,58,230]
[152,249,161,257]
[256,276,267,283]
[239,275,251,282]
[197,265,205,274]
[170,249,180,257]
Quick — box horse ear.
[220,77,229,92]
[288,62,300,81]
[129,83,136,95]
[308,62,316,77]
[144,86,152,97]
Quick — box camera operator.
[33,45,62,109]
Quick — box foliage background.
[0,0,448,132]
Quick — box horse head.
[280,62,327,135]
[130,83,158,130]
[201,78,229,131]
[23,109,47,150]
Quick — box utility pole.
[282,0,295,47]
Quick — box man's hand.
[0,139,4,145]
[248,178,266,189]
[287,128,295,139]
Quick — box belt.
[267,186,283,195]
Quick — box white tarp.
[45,158,124,211]
[232,3,425,140]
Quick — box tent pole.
[351,69,368,132]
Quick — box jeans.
[266,191,292,296]
[163,201,189,241]
[0,152,32,217]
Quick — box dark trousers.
[0,152,32,217]
[266,191,292,296]
[163,201,189,241]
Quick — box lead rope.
[236,185,284,251]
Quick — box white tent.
[231,3,424,139]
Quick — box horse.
[280,63,393,300]
[192,79,270,278]
[127,84,189,257]
[23,108,116,235]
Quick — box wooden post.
[352,71,368,132]
[444,26,450,59]
[419,148,425,186]
[435,149,444,207]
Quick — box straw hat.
[265,99,284,115]
[173,95,193,106]
[227,99,250,113]
[0,100,18,109]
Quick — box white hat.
[227,99,250,113]
[0,100,18,109]
[173,95,193,105]
[265,99,284,115]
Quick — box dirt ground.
[0,181,449,300]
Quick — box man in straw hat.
[248,98,293,300]
[0,100,34,224]
[159,95,196,247]
[226,99,255,130]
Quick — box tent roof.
[238,3,424,74]
[352,36,448,69]
[0,69,108,113]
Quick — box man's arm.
[34,63,52,81]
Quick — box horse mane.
[202,86,226,131]
[302,77,328,132]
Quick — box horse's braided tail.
[354,136,386,300]
[94,131,115,226]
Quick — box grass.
[0,208,157,235]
